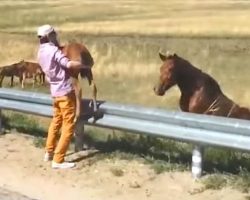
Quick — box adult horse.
[0,60,45,88]
[60,42,97,121]
[16,60,45,88]
[154,52,250,120]
[0,62,23,87]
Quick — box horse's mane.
[175,55,202,75]
[174,54,222,93]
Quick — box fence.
[0,88,250,178]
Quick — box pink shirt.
[37,43,73,97]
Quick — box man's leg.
[46,99,62,155]
[53,93,76,164]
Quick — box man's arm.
[54,49,89,69]
[66,60,89,69]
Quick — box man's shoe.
[51,161,76,169]
[44,152,54,162]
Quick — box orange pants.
[46,91,76,163]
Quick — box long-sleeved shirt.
[37,42,73,97]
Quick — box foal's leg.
[72,78,82,121]
[71,78,84,152]
[39,74,42,85]
[32,74,36,88]
[87,71,97,112]
[10,75,14,87]
[90,81,97,112]
[0,75,4,87]
[42,73,45,85]
[21,73,26,89]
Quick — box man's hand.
[66,61,89,69]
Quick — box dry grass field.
[1,1,250,198]
[0,0,250,109]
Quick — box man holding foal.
[37,24,88,169]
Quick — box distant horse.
[60,42,97,120]
[0,62,24,87]
[16,60,45,88]
[154,52,250,120]
[0,60,45,88]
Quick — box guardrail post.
[192,145,204,179]
[74,119,85,152]
[0,109,2,134]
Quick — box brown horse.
[60,42,97,120]
[0,62,24,87]
[154,52,250,120]
[16,60,45,88]
[0,60,45,88]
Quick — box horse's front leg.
[10,75,14,87]
[21,73,25,89]
[91,81,97,112]
[38,74,41,85]
[42,73,45,85]
[0,75,4,87]
[87,72,97,112]
[32,74,36,88]
[71,77,85,152]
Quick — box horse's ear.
[166,51,177,57]
[159,52,166,61]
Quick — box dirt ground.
[0,132,248,200]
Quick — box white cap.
[37,24,55,37]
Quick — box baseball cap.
[37,24,55,37]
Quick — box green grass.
[2,111,46,137]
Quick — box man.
[37,24,87,169]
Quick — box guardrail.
[0,88,249,178]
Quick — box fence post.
[192,145,204,179]
[0,109,2,134]
[74,119,85,152]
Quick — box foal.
[60,42,97,121]
[154,52,250,120]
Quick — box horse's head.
[154,52,178,96]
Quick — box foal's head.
[154,52,179,96]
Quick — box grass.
[2,34,250,109]
[202,174,228,190]
[0,1,250,108]
[202,170,250,193]
[2,111,46,137]
[1,0,250,37]
[1,0,250,193]
[3,109,250,192]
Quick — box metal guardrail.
[0,88,249,178]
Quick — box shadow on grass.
[3,112,250,176]
[82,129,250,175]
[2,112,46,137]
